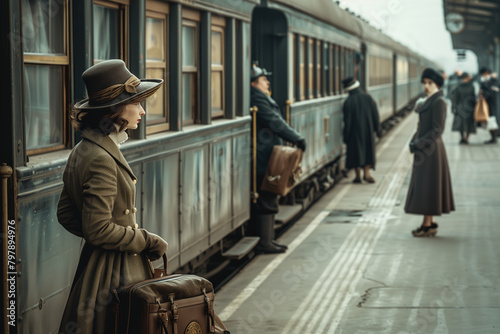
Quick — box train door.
[251,6,288,114]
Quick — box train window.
[22,0,69,155]
[299,36,306,101]
[335,45,340,94]
[93,1,127,63]
[308,38,314,99]
[409,61,418,79]
[211,18,226,118]
[145,3,169,134]
[339,47,344,85]
[182,18,199,125]
[292,34,296,102]
[329,44,334,96]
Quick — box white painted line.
[219,184,352,321]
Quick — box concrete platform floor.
[215,108,500,334]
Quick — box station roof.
[443,0,500,64]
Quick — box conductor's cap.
[251,64,272,82]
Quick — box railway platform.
[215,108,500,334]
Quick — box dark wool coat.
[342,88,380,169]
[481,79,499,118]
[451,82,476,134]
[57,129,152,334]
[251,87,303,213]
[405,91,455,216]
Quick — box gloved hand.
[141,230,168,261]
[296,138,307,152]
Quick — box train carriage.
[1,0,437,333]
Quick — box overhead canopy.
[443,0,500,68]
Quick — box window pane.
[146,17,165,62]
[22,0,65,54]
[146,68,165,122]
[211,71,222,112]
[24,65,63,150]
[211,31,222,65]
[182,73,195,123]
[93,5,120,61]
[182,26,196,67]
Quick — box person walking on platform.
[57,60,168,333]
[479,67,499,144]
[451,72,476,144]
[405,68,455,237]
[250,64,306,253]
[342,77,381,183]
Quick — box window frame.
[210,18,226,119]
[145,6,169,134]
[93,0,129,64]
[181,14,200,126]
[23,0,70,156]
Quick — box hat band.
[88,75,140,105]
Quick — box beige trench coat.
[57,129,152,334]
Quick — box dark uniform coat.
[57,129,152,334]
[251,86,303,213]
[451,82,476,134]
[342,88,380,169]
[405,91,455,216]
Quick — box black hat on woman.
[421,68,444,88]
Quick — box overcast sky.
[338,0,478,74]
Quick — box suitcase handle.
[148,253,168,278]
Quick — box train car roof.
[271,0,429,61]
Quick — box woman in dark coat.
[451,72,476,144]
[405,68,455,237]
[342,77,381,183]
[57,60,168,333]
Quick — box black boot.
[256,214,286,253]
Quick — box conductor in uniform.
[250,65,306,253]
[341,77,381,183]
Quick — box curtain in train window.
[22,0,68,154]
[316,40,321,98]
[211,23,225,118]
[93,4,120,62]
[146,12,169,133]
[308,38,314,99]
[182,22,198,125]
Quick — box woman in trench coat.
[57,59,168,333]
[405,68,455,237]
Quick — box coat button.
[124,209,130,215]
[134,223,138,229]
[132,207,137,213]
[133,179,137,184]
[126,226,132,230]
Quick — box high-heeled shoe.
[412,224,438,237]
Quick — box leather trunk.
[261,145,303,196]
[113,273,220,334]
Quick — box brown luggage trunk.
[113,256,229,334]
[261,145,303,196]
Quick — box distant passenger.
[250,65,307,253]
[451,72,476,144]
[479,67,499,144]
[405,68,455,237]
[341,77,381,184]
[57,60,168,333]
[446,69,463,100]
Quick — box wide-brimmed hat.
[421,68,444,88]
[251,64,272,82]
[74,59,163,110]
[342,77,360,91]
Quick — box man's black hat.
[421,68,444,88]
[251,65,272,82]
[479,67,491,75]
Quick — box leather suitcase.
[261,145,303,196]
[113,256,229,334]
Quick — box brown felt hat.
[74,59,163,110]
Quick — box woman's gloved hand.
[141,230,168,261]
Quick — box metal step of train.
[222,236,260,260]
[275,204,303,227]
